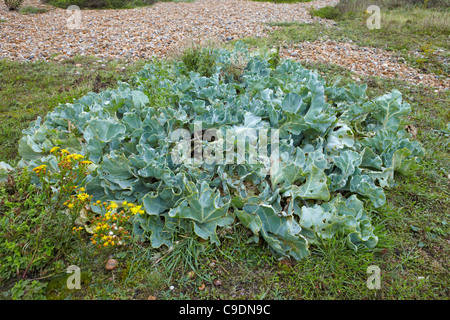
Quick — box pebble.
[105,258,118,270]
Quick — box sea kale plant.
[18,43,423,260]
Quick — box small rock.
[213,279,222,286]
[105,258,118,270]
[75,63,82,68]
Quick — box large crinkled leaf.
[284,165,330,202]
[329,150,362,191]
[142,185,184,216]
[131,90,150,109]
[83,118,126,143]
[168,181,231,243]
[391,147,423,176]
[133,214,172,249]
[348,170,386,208]
[371,90,411,131]
[169,181,230,224]
[235,209,263,235]
[360,147,383,170]
[281,92,306,114]
[325,121,355,153]
[270,150,306,189]
[243,203,309,260]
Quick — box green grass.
[19,6,50,14]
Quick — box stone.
[105,258,118,270]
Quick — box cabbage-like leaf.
[16,42,423,261]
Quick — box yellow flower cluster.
[88,200,145,249]
[64,187,93,210]
[50,146,60,153]
[32,165,47,175]
[65,153,84,161]
[76,192,91,201]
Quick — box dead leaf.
[147,295,157,300]
[279,259,294,267]
[404,124,418,139]
[198,283,206,291]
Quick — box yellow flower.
[109,201,118,210]
[122,201,128,206]
[81,160,93,165]
[79,187,85,192]
[32,165,47,173]
[130,205,142,215]
[77,193,90,201]
[50,146,60,153]
[65,153,84,161]
[67,203,74,209]
[61,149,70,155]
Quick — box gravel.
[282,40,449,91]
[0,0,448,90]
[0,0,338,61]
